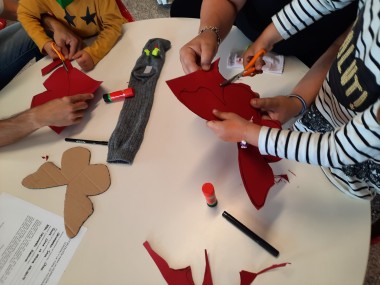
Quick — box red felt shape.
[31,59,102,134]
[144,241,290,285]
[202,249,213,285]
[166,59,281,209]
[240,263,291,285]
[143,241,213,285]
[143,241,196,285]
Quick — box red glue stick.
[103,87,134,103]
[202,182,218,207]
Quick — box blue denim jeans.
[0,22,43,90]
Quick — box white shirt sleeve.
[272,0,356,39]
[258,99,380,167]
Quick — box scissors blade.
[220,71,243,87]
[51,42,68,73]
[220,48,266,87]
[62,61,68,72]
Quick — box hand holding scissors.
[51,42,69,72]
[220,48,266,87]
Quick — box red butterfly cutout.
[166,59,281,209]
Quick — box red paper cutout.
[31,59,102,134]
[240,263,291,285]
[166,59,281,209]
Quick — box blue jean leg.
[0,22,43,90]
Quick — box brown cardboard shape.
[22,147,111,238]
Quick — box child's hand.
[243,44,266,71]
[73,50,94,71]
[43,41,60,60]
[207,110,251,143]
[53,25,82,60]
[250,95,303,123]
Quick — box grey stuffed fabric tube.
[107,38,171,164]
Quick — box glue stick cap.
[202,182,218,207]
[103,93,112,103]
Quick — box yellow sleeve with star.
[82,0,126,65]
[17,0,57,53]
[18,0,127,65]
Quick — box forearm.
[273,0,354,40]
[41,13,63,32]
[291,27,352,108]
[1,0,18,20]
[0,108,42,147]
[199,0,245,40]
[17,4,51,52]
[85,23,122,65]
[258,99,380,167]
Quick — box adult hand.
[33,93,94,128]
[179,31,219,74]
[72,50,94,71]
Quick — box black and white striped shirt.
[259,0,380,199]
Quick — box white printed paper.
[227,50,284,74]
[0,193,86,285]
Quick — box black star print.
[81,7,96,25]
[64,9,76,27]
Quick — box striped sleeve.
[272,0,356,39]
[258,99,380,167]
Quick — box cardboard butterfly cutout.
[22,147,111,238]
[31,58,102,134]
[144,241,290,285]
[166,59,281,209]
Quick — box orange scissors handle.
[242,48,266,77]
[50,42,68,72]
[50,42,65,61]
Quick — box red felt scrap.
[166,59,281,209]
[31,59,102,134]
[240,263,291,285]
[143,241,196,285]
[202,249,213,285]
[144,241,290,285]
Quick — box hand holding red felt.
[31,58,102,134]
[207,109,254,143]
[166,59,281,209]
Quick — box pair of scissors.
[220,48,266,87]
[50,42,68,72]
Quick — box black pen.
[65,138,108,146]
[222,211,279,257]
